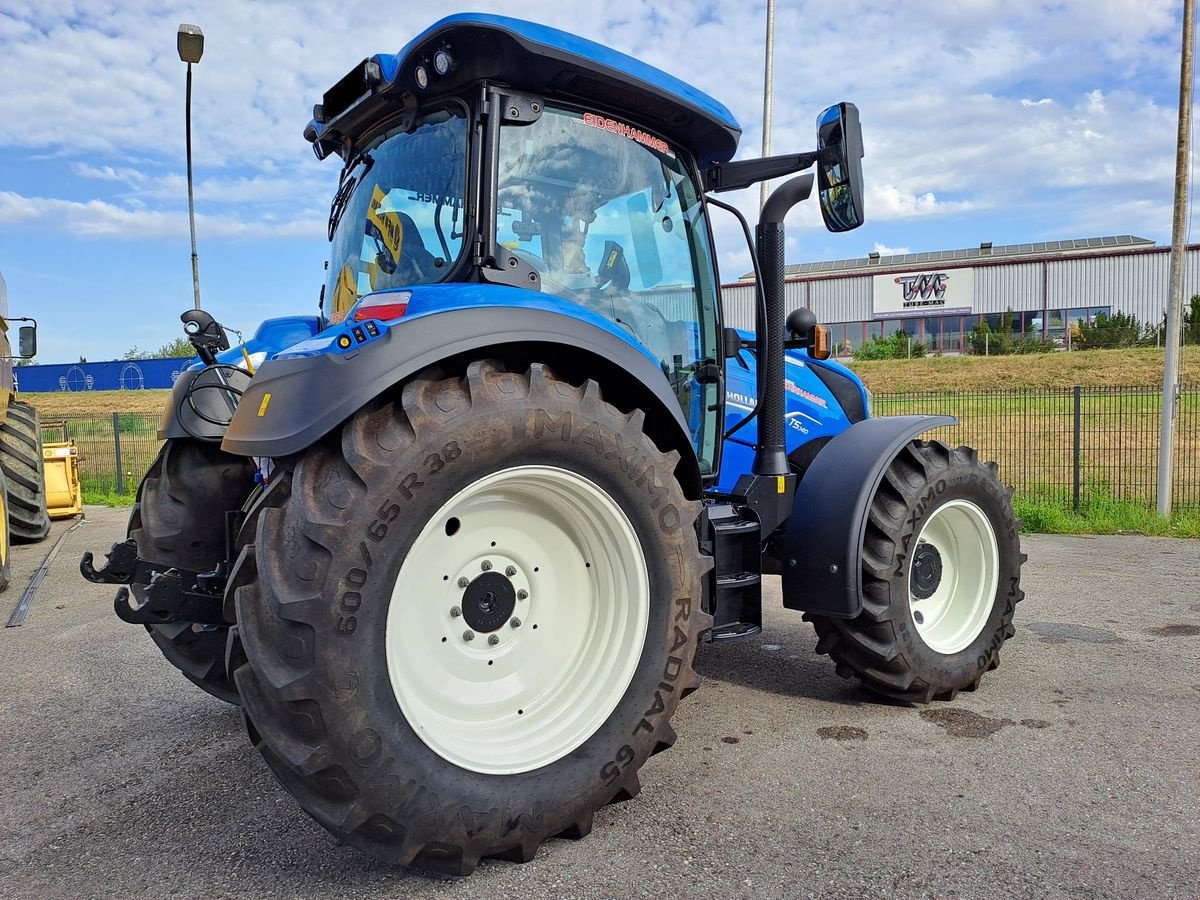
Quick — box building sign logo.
[896,272,949,305]
[872,267,974,319]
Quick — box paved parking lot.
[1,508,1198,899]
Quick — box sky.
[0,0,1192,363]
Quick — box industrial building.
[721,235,1200,354]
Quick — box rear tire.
[231,360,709,873]
[2,401,50,542]
[0,467,11,592]
[129,438,256,704]
[807,440,1025,702]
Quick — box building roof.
[739,235,1156,281]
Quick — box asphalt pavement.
[1,508,1197,899]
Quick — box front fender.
[773,415,956,618]
[221,305,693,468]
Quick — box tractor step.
[703,503,763,642]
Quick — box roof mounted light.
[433,48,454,76]
[414,64,429,90]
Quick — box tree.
[1076,311,1142,350]
[1186,294,1200,346]
[156,336,196,358]
[123,338,197,360]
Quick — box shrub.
[1076,311,1142,349]
[852,332,927,361]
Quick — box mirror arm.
[704,151,819,193]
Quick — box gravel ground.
[1,508,1197,899]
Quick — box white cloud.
[872,242,910,256]
[0,190,322,239]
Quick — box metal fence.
[42,413,164,500]
[872,385,1200,511]
[42,384,1200,511]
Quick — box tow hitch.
[81,539,228,625]
[81,506,243,626]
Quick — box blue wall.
[15,357,195,393]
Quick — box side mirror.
[786,308,817,341]
[815,102,865,233]
[17,324,36,359]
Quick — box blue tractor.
[83,14,1023,874]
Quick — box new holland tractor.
[83,14,1024,874]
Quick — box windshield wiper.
[327,150,375,240]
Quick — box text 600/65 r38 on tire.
[230,360,710,874]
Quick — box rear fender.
[220,304,703,496]
[773,415,956,618]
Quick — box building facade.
[721,235,1200,354]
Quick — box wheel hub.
[384,464,650,775]
[910,541,943,600]
[461,571,516,633]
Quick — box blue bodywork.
[365,14,739,133]
[218,303,869,493]
[269,284,659,366]
[307,14,742,167]
[202,315,323,371]
[715,330,870,494]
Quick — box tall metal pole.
[1157,0,1195,517]
[185,61,202,310]
[759,0,775,211]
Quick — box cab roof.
[306,13,742,167]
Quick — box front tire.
[807,441,1024,702]
[231,360,708,873]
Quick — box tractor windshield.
[496,106,721,472]
[324,106,468,322]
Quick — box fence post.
[1072,385,1082,512]
[113,412,125,495]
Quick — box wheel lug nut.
[517,589,528,600]
[450,606,462,618]
[457,577,470,588]
[505,565,517,577]
[481,560,492,571]
[463,630,475,642]
[510,617,521,629]
[488,634,500,646]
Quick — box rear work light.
[354,291,411,322]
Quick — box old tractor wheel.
[129,438,256,705]
[2,400,51,543]
[230,360,709,874]
[807,440,1025,703]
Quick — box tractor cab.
[310,14,737,475]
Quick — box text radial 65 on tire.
[2,400,51,542]
[129,438,256,704]
[231,361,708,874]
[807,441,1025,702]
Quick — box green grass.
[1014,495,1200,538]
[85,489,136,507]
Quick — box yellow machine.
[41,422,83,519]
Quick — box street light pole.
[759,0,775,212]
[1157,0,1195,517]
[178,24,205,311]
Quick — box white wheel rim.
[908,499,999,655]
[385,465,649,775]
